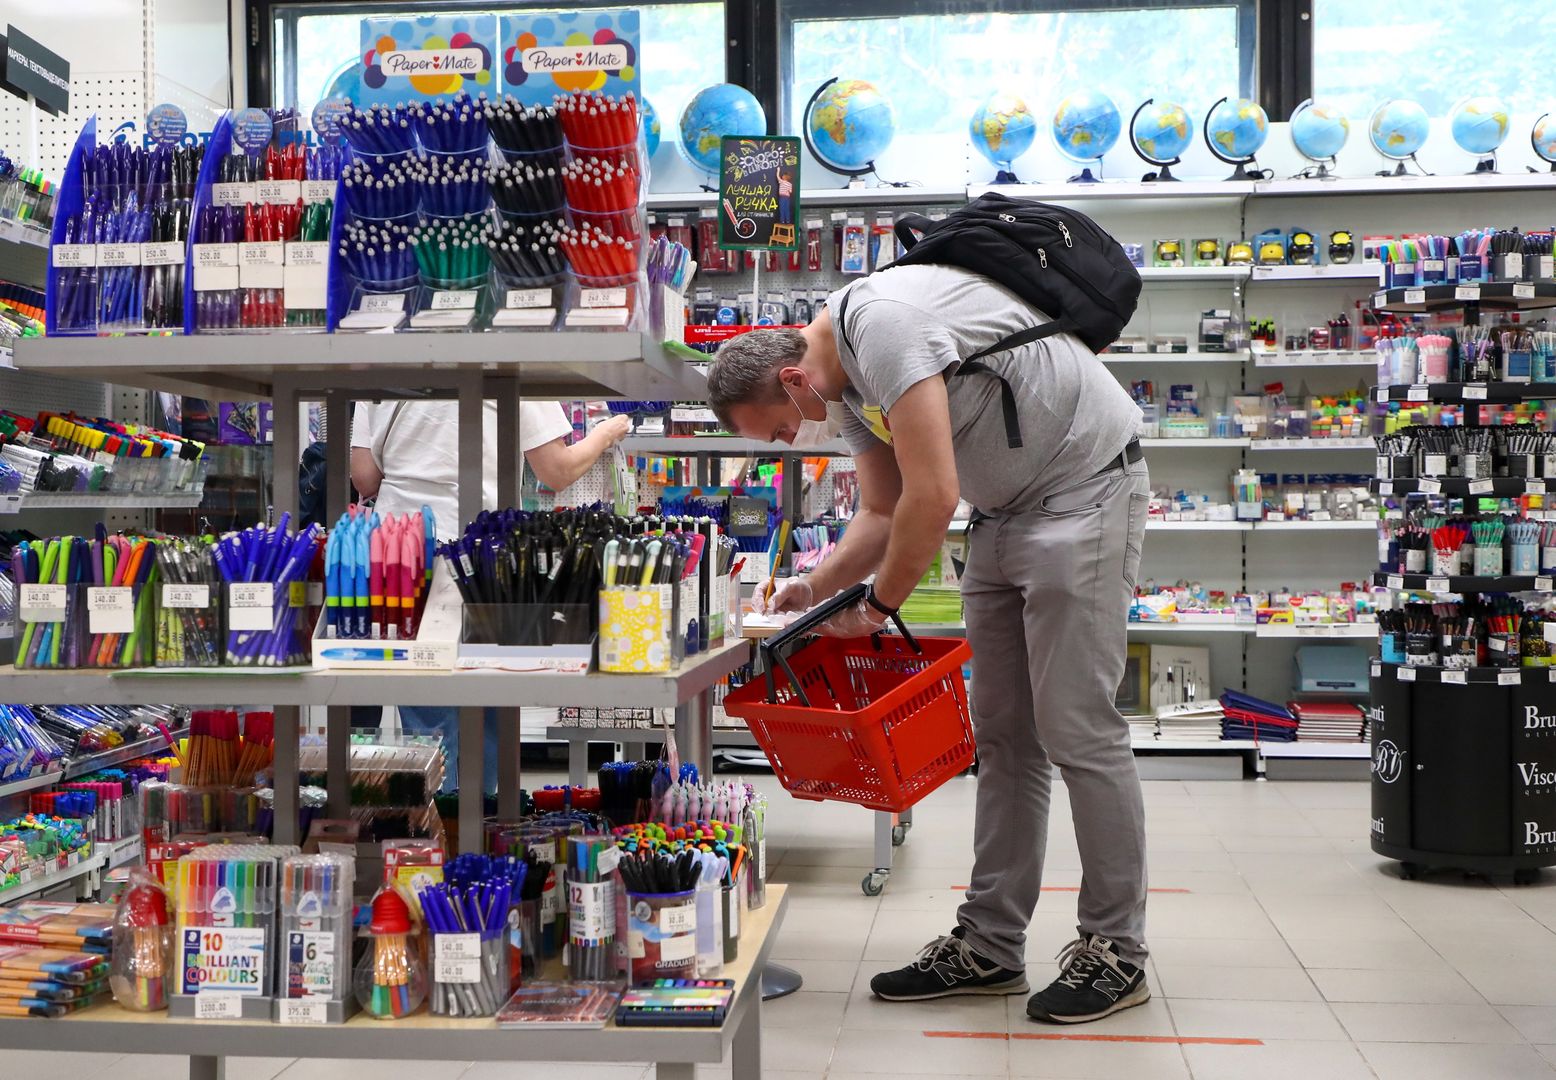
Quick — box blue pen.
[324,528,341,635]
[319,646,409,662]
[355,518,371,638]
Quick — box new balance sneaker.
[1026,933,1150,1023]
[870,926,1029,1001]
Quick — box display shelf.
[647,186,965,209]
[969,180,1255,201]
[1251,349,1374,368]
[1256,173,1556,198]
[1376,381,1556,405]
[1102,351,1243,364]
[1259,742,1370,758]
[1137,266,1251,282]
[1373,477,1548,497]
[0,640,752,708]
[1254,622,1376,639]
[63,729,183,779]
[1249,264,1380,283]
[0,219,48,248]
[1138,437,1251,448]
[105,835,143,871]
[0,345,14,370]
[1254,519,1378,531]
[0,851,105,905]
[0,768,63,799]
[1134,738,1257,752]
[0,490,206,513]
[1375,661,1529,685]
[621,436,849,456]
[1370,282,1556,314]
[1248,437,1373,452]
[1146,521,1250,532]
[1128,622,1249,634]
[1373,572,1545,593]
[12,333,710,402]
[546,724,761,749]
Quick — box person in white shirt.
[351,399,630,791]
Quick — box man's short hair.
[706,328,807,428]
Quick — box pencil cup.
[695,876,724,977]
[1473,545,1504,576]
[515,898,545,981]
[355,888,426,1020]
[1513,542,1540,576]
[84,581,152,668]
[1430,549,1459,577]
[430,931,508,1017]
[411,273,488,332]
[156,581,223,668]
[1440,634,1477,670]
[1379,629,1406,665]
[598,585,674,673]
[1404,631,1438,667]
[626,889,698,984]
[566,863,618,981]
[1488,629,1521,668]
[566,204,644,240]
[721,879,741,964]
[14,582,82,669]
[518,828,564,956]
[564,139,641,175]
[1386,261,1417,288]
[50,247,101,336]
[224,579,310,666]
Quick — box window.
[1313,0,1554,118]
[271,2,724,139]
[786,2,1251,139]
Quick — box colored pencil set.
[324,505,436,641]
[279,853,354,1008]
[0,944,110,1017]
[109,868,172,1011]
[174,847,292,1005]
[212,515,324,666]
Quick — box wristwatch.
[864,584,898,618]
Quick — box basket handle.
[761,583,921,706]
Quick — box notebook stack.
[1220,691,1299,742]
[1155,701,1225,742]
[1125,713,1159,742]
[1288,700,1368,742]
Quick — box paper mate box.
[358,14,499,106]
[499,10,641,109]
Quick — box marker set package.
[170,845,296,1020]
[276,853,355,1023]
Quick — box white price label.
[279,998,329,1025]
[359,294,403,314]
[1442,669,1467,685]
[580,286,627,309]
[141,241,184,266]
[98,243,140,268]
[1513,283,1536,299]
[1371,662,1383,677]
[1404,288,1426,305]
[1463,384,1489,400]
[240,241,285,268]
[1397,666,1417,681]
[660,902,697,935]
[1539,576,1554,592]
[1386,575,1405,590]
[431,289,478,311]
[434,933,482,983]
[1378,481,1393,495]
[1418,478,1442,494]
[194,993,243,1020]
[303,180,337,204]
[1470,479,1496,494]
[568,880,614,942]
[659,929,697,964]
[1425,577,1451,592]
[51,244,96,268]
[1544,623,1556,644]
[1500,671,1523,686]
[1455,285,1481,301]
[286,241,328,268]
[87,586,135,634]
[212,182,254,206]
[1373,291,1387,308]
[1406,385,1430,401]
[505,287,551,309]
[597,846,622,875]
[162,584,211,609]
[19,584,67,621]
[1530,481,1548,495]
[255,179,301,204]
[195,244,239,269]
[228,582,275,632]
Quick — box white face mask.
[785,383,846,448]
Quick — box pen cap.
[369,887,413,935]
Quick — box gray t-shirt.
[828,265,1140,514]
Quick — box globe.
[1369,99,1430,160]
[1290,99,1350,161]
[642,97,661,159]
[678,83,766,176]
[1450,96,1511,155]
[1205,97,1268,161]
[1130,99,1192,164]
[969,91,1036,167]
[805,79,896,174]
[1052,90,1121,163]
[1535,113,1556,164]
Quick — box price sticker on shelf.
[505,287,551,309]
[19,584,68,622]
[98,243,141,268]
[597,845,622,875]
[194,993,243,1020]
[278,998,329,1025]
[1404,288,1427,305]
[51,244,96,268]
[1442,669,1467,685]
[1417,478,1442,494]
[580,286,627,309]
[1375,386,1389,403]
[1371,662,1383,678]
[1426,577,1451,592]
[162,584,210,609]
[1514,283,1536,299]
[430,290,478,311]
[1538,577,1554,592]
[228,582,275,632]
[303,179,337,204]
[255,179,301,204]
[359,294,403,315]
[1499,671,1523,686]
[1463,384,1489,400]
[1378,481,1394,495]
[1470,479,1495,495]
[1455,285,1481,301]
[1529,480,1548,495]
[87,586,135,634]
[1544,623,1556,645]
[1386,575,1405,591]
[1406,385,1430,401]
[433,933,482,983]
[141,240,184,266]
[1372,291,1388,308]
[1397,666,1417,682]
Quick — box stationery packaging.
[355,887,425,1020]
[277,853,354,1022]
[171,845,294,1019]
[109,867,172,1011]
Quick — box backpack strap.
[835,288,856,357]
[955,318,1074,450]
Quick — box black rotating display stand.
[1369,289,1556,885]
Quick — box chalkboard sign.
[718,136,800,252]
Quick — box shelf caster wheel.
[1513,868,1541,886]
[891,824,907,847]
[862,871,887,896]
[1398,861,1421,881]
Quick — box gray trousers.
[956,458,1150,970]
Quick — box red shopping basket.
[722,585,976,813]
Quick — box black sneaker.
[870,926,1029,1001]
[1026,933,1150,1023]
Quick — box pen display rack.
[488,265,566,331]
[599,585,679,673]
[139,782,265,841]
[155,539,223,668]
[171,845,293,1020]
[625,888,698,984]
[458,603,594,673]
[276,852,356,1024]
[16,581,153,670]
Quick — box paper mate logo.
[381,48,484,77]
[503,18,638,97]
[521,44,630,74]
[1372,740,1404,784]
[361,23,494,98]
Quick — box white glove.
[755,576,813,615]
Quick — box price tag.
[1442,669,1467,685]
[279,998,329,1025]
[1463,384,1489,400]
[51,244,96,268]
[580,286,627,309]
[255,179,301,204]
[359,294,403,314]
[1455,285,1481,301]
[98,243,140,268]
[1470,479,1496,495]
[1373,290,1387,308]
[195,243,239,268]
[434,933,482,983]
[303,179,337,204]
[505,287,551,309]
[1499,670,1522,686]
[1513,283,1536,299]
[211,182,254,206]
[1375,386,1389,403]
[1404,288,1427,305]
[1371,662,1383,677]
[20,584,67,622]
[162,584,210,609]
[87,586,135,634]
[1544,623,1556,644]
[1538,576,1554,592]
[286,242,328,268]
[194,993,243,1020]
[1378,481,1393,495]
[141,240,184,266]
[660,902,697,935]
[430,290,478,311]
[240,241,285,267]
[1418,478,1442,494]
[1529,480,1547,495]
[1397,666,1417,681]
[228,582,274,632]
[1386,575,1405,590]
[1426,577,1451,592]
[598,845,622,875]
[1406,385,1430,401]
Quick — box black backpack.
[836,191,1141,448]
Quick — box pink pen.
[399,526,418,639]
[369,526,385,639]
[381,516,400,638]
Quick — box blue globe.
[805,79,896,174]
[642,97,661,159]
[1535,113,1556,164]
[969,91,1036,167]
[678,84,766,176]
[1289,99,1350,161]
[1369,99,1430,160]
[1450,96,1511,155]
[1130,100,1192,164]
[1206,97,1268,161]
[1052,90,1121,163]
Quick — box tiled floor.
[13,772,1556,1079]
